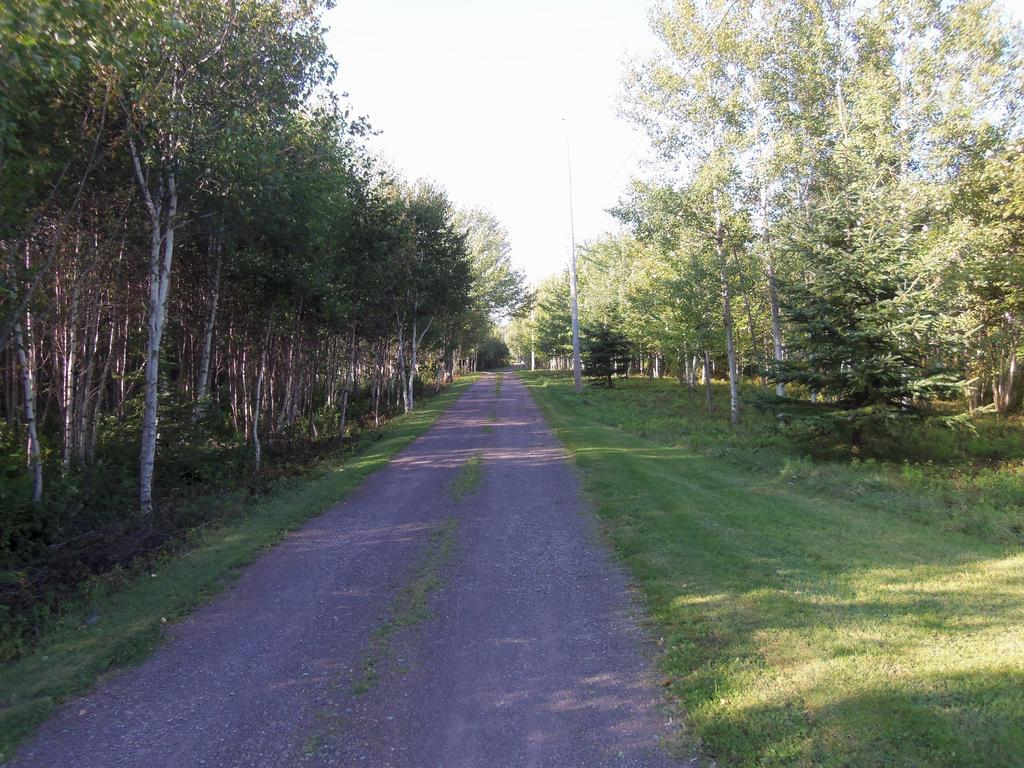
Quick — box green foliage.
[476,337,510,370]
[581,322,630,387]
[503,314,535,366]
[778,185,961,422]
[533,271,573,362]
[454,209,528,322]
[0,389,281,660]
[402,181,472,331]
[611,0,1024,439]
[0,0,511,662]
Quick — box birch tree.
[120,0,332,510]
[625,0,759,424]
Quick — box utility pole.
[530,305,536,371]
[564,118,583,393]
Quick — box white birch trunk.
[338,325,357,441]
[767,256,785,397]
[135,152,177,515]
[396,322,410,413]
[61,266,79,472]
[13,319,42,504]
[253,323,271,473]
[407,315,433,413]
[678,346,689,388]
[703,349,713,412]
[76,300,100,464]
[995,350,1018,412]
[407,317,416,413]
[714,195,740,425]
[760,186,785,397]
[196,228,222,407]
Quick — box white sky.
[324,1,657,284]
[325,0,1024,285]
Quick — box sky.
[324,0,1024,285]
[323,0,658,285]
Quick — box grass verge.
[520,371,1024,768]
[0,375,478,762]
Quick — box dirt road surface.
[10,374,688,768]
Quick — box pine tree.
[582,322,631,388]
[777,183,960,440]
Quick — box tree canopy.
[522,0,1024,440]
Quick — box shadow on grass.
[713,668,1024,768]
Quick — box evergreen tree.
[777,183,960,437]
[582,322,631,388]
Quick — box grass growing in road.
[483,374,502,435]
[352,518,457,695]
[520,371,1024,768]
[484,407,498,433]
[450,453,484,501]
[0,376,478,762]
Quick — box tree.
[118,0,333,510]
[476,337,510,370]
[935,143,1024,413]
[0,0,503,629]
[533,271,574,368]
[440,209,527,380]
[397,182,470,411]
[582,322,631,387]
[778,184,960,439]
[615,182,742,410]
[612,0,1023,437]
[625,0,759,424]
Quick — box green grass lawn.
[520,371,1024,768]
[0,375,478,762]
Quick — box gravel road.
[10,373,689,768]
